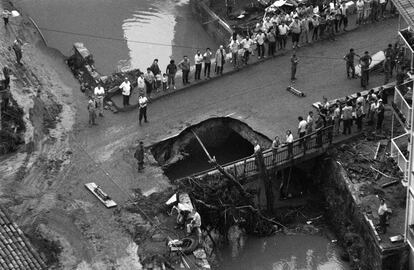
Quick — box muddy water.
[219,234,350,270]
[16,0,218,74]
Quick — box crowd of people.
[83,0,399,127]
[265,89,387,160]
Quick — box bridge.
[176,125,337,182]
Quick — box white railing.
[391,132,409,184]
[399,28,414,54]
[393,83,412,129]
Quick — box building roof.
[0,207,47,269]
[392,0,414,29]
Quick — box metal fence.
[393,81,413,128]
[178,125,334,182]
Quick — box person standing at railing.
[376,99,385,134]
[306,111,314,134]
[315,112,324,147]
[286,130,294,158]
[356,101,364,132]
[332,101,341,135]
[271,136,281,162]
[342,101,353,135]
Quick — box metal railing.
[391,132,409,183]
[178,126,334,181]
[392,82,413,128]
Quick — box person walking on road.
[215,45,226,75]
[138,92,148,126]
[94,83,105,117]
[360,51,372,89]
[344,48,359,79]
[166,60,177,90]
[229,37,240,69]
[194,50,203,80]
[2,9,10,26]
[291,53,299,82]
[119,77,131,107]
[12,39,23,65]
[134,141,145,172]
[178,55,191,85]
[203,48,213,79]
[87,96,97,126]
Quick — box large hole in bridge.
[151,117,272,180]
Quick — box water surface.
[219,234,350,270]
[16,0,218,74]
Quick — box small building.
[391,0,414,268]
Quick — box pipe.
[28,16,47,47]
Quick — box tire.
[180,237,198,255]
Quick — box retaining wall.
[320,158,408,270]
[189,0,233,46]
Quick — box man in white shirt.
[119,77,131,107]
[137,72,145,93]
[255,30,266,59]
[278,22,289,49]
[378,199,391,233]
[285,129,294,158]
[187,209,202,243]
[240,35,253,64]
[194,50,203,80]
[298,116,307,138]
[138,92,148,125]
[94,83,105,117]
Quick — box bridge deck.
[176,125,346,182]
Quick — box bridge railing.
[181,125,333,181]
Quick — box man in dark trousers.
[291,53,299,82]
[178,55,191,85]
[138,92,148,125]
[344,48,359,78]
[12,39,23,65]
[383,56,392,84]
[359,51,372,89]
[134,141,145,172]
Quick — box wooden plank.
[85,182,117,208]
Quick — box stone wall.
[319,158,408,270]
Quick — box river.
[219,234,350,270]
[15,0,218,74]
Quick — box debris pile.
[0,97,25,155]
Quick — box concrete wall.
[320,158,408,270]
[189,0,233,46]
